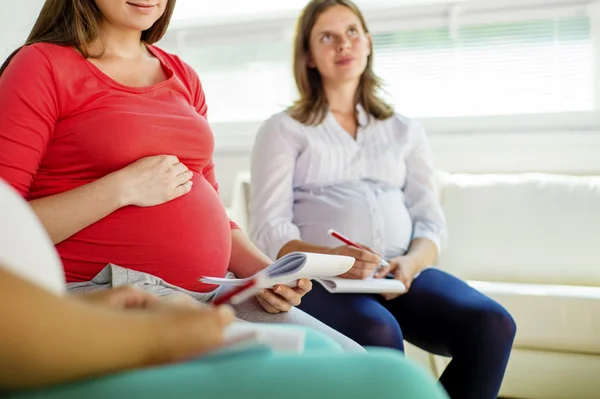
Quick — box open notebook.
[200,252,406,295]
[200,252,355,288]
[207,322,306,356]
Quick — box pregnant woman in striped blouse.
[250,1,516,398]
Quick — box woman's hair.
[288,0,394,125]
[0,0,176,77]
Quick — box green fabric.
[8,327,448,399]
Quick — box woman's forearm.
[405,238,438,271]
[29,172,128,244]
[282,237,438,272]
[228,229,272,278]
[0,267,155,390]
[277,239,332,259]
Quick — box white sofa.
[229,171,600,399]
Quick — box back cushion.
[438,174,600,287]
[0,179,65,294]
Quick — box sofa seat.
[469,280,600,355]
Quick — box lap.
[382,268,512,355]
[389,268,510,322]
[233,295,365,352]
[298,283,404,349]
[66,264,219,302]
[8,338,447,399]
[68,265,365,353]
[299,283,399,330]
[300,269,511,355]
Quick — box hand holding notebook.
[201,252,355,289]
[200,251,406,298]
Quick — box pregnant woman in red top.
[0,0,355,346]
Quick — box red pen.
[327,229,390,268]
[213,279,258,306]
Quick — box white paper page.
[316,277,406,294]
[223,322,263,344]
[201,322,265,357]
[200,276,253,286]
[265,252,354,286]
[223,322,305,353]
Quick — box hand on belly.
[112,154,194,207]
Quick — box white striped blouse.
[249,104,447,261]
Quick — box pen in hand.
[327,229,390,274]
[213,279,259,306]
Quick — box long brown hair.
[288,0,393,126]
[0,0,176,77]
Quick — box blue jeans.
[298,268,516,399]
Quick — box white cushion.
[0,179,65,294]
[438,174,600,286]
[470,280,600,354]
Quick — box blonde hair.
[288,0,394,125]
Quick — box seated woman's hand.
[114,155,194,207]
[380,256,419,300]
[329,245,381,280]
[255,278,312,314]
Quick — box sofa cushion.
[438,173,600,287]
[470,280,600,355]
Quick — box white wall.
[211,117,600,207]
[0,0,44,63]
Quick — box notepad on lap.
[207,322,307,356]
[200,252,355,288]
[314,277,406,294]
[200,252,405,296]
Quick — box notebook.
[207,322,306,356]
[200,252,355,288]
[314,276,406,294]
[200,251,406,295]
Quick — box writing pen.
[327,229,390,270]
[213,278,259,306]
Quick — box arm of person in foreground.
[0,266,233,390]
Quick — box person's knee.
[353,315,404,350]
[474,304,517,347]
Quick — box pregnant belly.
[293,182,413,258]
[58,177,231,292]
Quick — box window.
[181,41,295,123]
[374,17,592,118]
[164,1,595,123]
